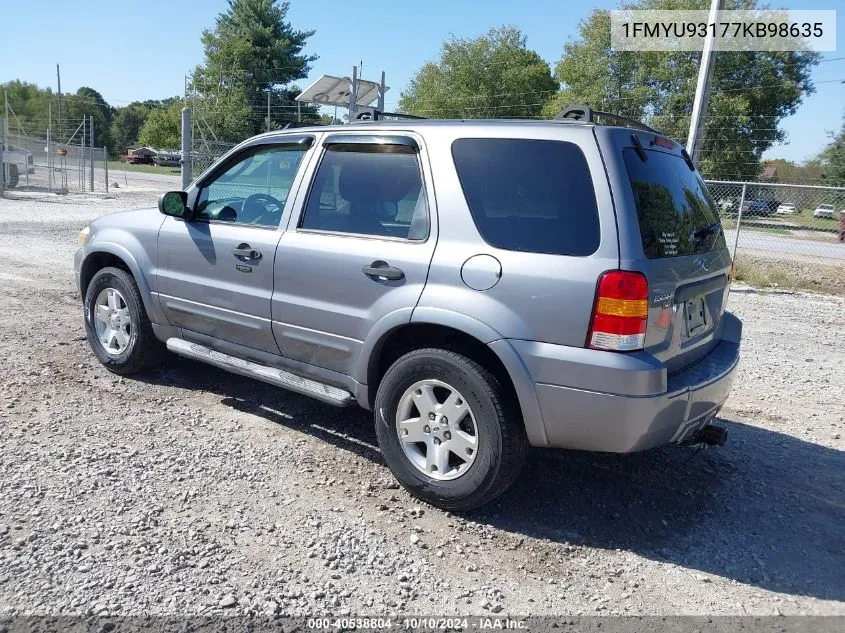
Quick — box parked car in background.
[153,151,181,167]
[126,147,156,165]
[717,198,735,212]
[813,204,835,219]
[1,143,35,188]
[74,111,742,510]
[776,202,797,215]
[742,199,774,217]
[741,186,778,216]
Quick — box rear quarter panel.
[415,123,619,347]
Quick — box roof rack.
[554,104,661,134]
[354,109,427,122]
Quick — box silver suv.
[75,111,742,510]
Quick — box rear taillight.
[588,271,648,352]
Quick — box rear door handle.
[234,244,262,260]
[362,260,404,281]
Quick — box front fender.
[79,237,164,324]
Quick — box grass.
[722,213,841,237]
[791,213,841,231]
[107,161,181,176]
[752,226,790,235]
[733,255,845,296]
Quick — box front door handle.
[362,260,404,281]
[234,244,262,260]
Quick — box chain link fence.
[2,119,109,194]
[705,180,845,295]
[190,138,236,182]
[705,180,845,259]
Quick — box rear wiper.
[630,134,648,162]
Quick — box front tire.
[83,267,165,375]
[374,348,526,511]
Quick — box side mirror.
[158,191,189,218]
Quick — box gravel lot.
[0,191,843,618]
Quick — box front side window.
[451,138,601,256]
[195,144,310,228]
[299,143,429,240]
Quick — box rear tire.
[374,348,526,511]
[83,267,165,375]
[5,164,19,188]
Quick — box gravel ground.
[0,192,843,618]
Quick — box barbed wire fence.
[2,111,109,194]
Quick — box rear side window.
[623,148,726,258]
[451,139,600,256]
[300,144,429,240]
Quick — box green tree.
[109,106,149,154]
[138,102,182,149]
[816,116,845,185]
[399,26,558,119]
[1,80,54,135]
[545,0,819,180]
[190,0,319,140]
[63,86,114,151]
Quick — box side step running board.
[165,338,354,407]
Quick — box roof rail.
[554,104,661,134]
[354,109,427,122]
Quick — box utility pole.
[80,117,86,192]
[378,71,386,112]
[686,0,725,164]
[89,114,95,192]
[267,91,271,133]
[56,64,63,141]
[181,107,192,190]
[48,103,53,191]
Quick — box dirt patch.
[0,192,843,617]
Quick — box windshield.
[623,148,726,259]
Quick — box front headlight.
[78,226,90,246]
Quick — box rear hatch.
[597,127,732,374]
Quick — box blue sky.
[1,0,842,162]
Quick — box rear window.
[623,148,726,259]
[451,138,600,256]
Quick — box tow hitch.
[687,423,728,447]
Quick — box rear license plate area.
[684,296,707,336]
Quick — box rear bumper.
[507,312,741,452]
